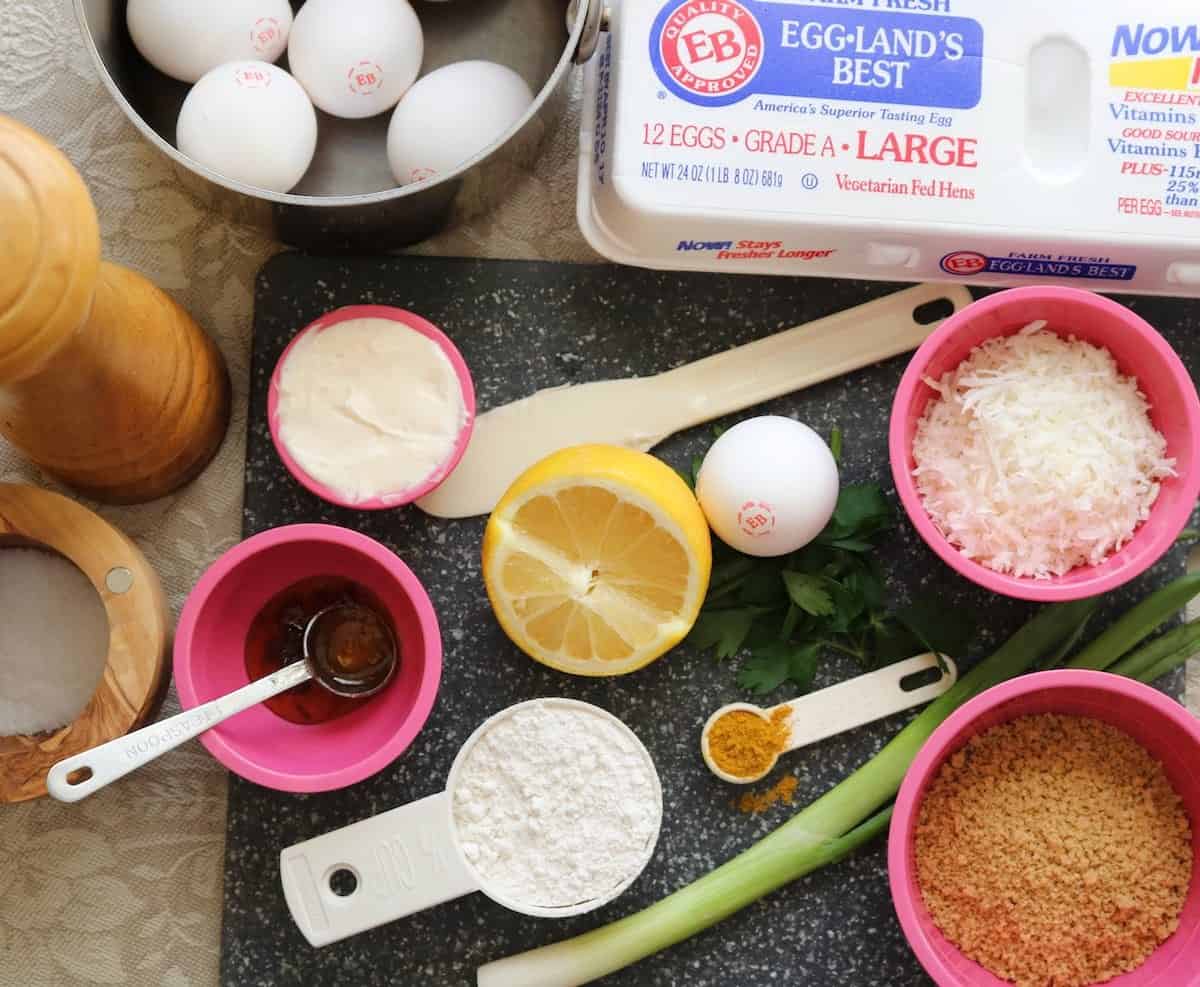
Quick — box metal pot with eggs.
[73,0,605,250]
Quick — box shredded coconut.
[912,324,1175,579]
[450,700,661,909]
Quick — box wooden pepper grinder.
[0,115,231,504]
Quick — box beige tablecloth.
[0,3,1196,986]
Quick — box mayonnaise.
[276,317,466,504]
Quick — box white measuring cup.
[281,698,663,947]
[701,653,958,784]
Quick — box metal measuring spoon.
[46,604,397,803]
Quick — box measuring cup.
[701,653,958,785]
[281,698,663,947]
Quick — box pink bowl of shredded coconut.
[890,287,1200,602]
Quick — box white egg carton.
[578,0,1200,296]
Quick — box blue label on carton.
[650,0,984,110]
[941,251,1138,281]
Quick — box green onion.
[1131,643,1200,686]
[478,806,894,987]
[477,601,1094,987]
[1066,571,1200,670]
[1106,617,1200,680]
[1039,610,1094,671]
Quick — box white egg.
[287,0,423,119]
[386,61,534,185]
[176,61,317,193]
[696,417,840,558]
[127,0,292,84]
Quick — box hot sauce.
[244,575,396,725]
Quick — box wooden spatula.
[416,283,972,519]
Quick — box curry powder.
[707,706,790,779]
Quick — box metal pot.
[74,0,602,250]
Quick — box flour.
[450,700,661,910]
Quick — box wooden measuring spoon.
[417,283,973,519]
[700,653,958,785]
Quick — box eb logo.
[738,501,777,538]
[252,17,281,52]
[656,0,764,98]
[348,61,385,96]
[235,67,272,89]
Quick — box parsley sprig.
[684,431,973,695]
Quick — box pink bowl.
[889,670,1200,986]
[889,287,1200,602]
[268,305,476,510]
[174,524,442,793]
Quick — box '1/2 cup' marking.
[372,823,452,899]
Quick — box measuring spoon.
[46,603,397,802]
[701,653,958,785]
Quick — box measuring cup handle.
[281,790,479,947]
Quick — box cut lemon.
[482,445,712,676]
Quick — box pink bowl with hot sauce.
[268,304,476,510]
[174,524,442,793]
[889,287,1200,602]
[889,670,1200,986]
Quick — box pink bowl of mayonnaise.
[269,305,476,509]
[890,287,1200,603]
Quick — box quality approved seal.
[654,0,764,99]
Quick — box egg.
[386,61,534,185]
[126,0,292,84]
[287,0,423,119]
[176,61,317,193]
[695,416,840,558]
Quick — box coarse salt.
[912,324,1175,579]
[0,548,110,735]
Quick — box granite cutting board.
[226,254,1194,987]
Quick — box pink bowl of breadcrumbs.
[889,671,1200,987]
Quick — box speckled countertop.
[222,258,1198,986]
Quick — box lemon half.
[482,445,712,676]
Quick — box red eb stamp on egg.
[658,0,764,97]
[348,60,385,96]
[235,66,272,89]
[251,17,281,53]
[738,501,776,538]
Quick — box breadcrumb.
[914,714,1192,987]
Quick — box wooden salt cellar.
[0,484,169,803]
[0,115,230,504]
